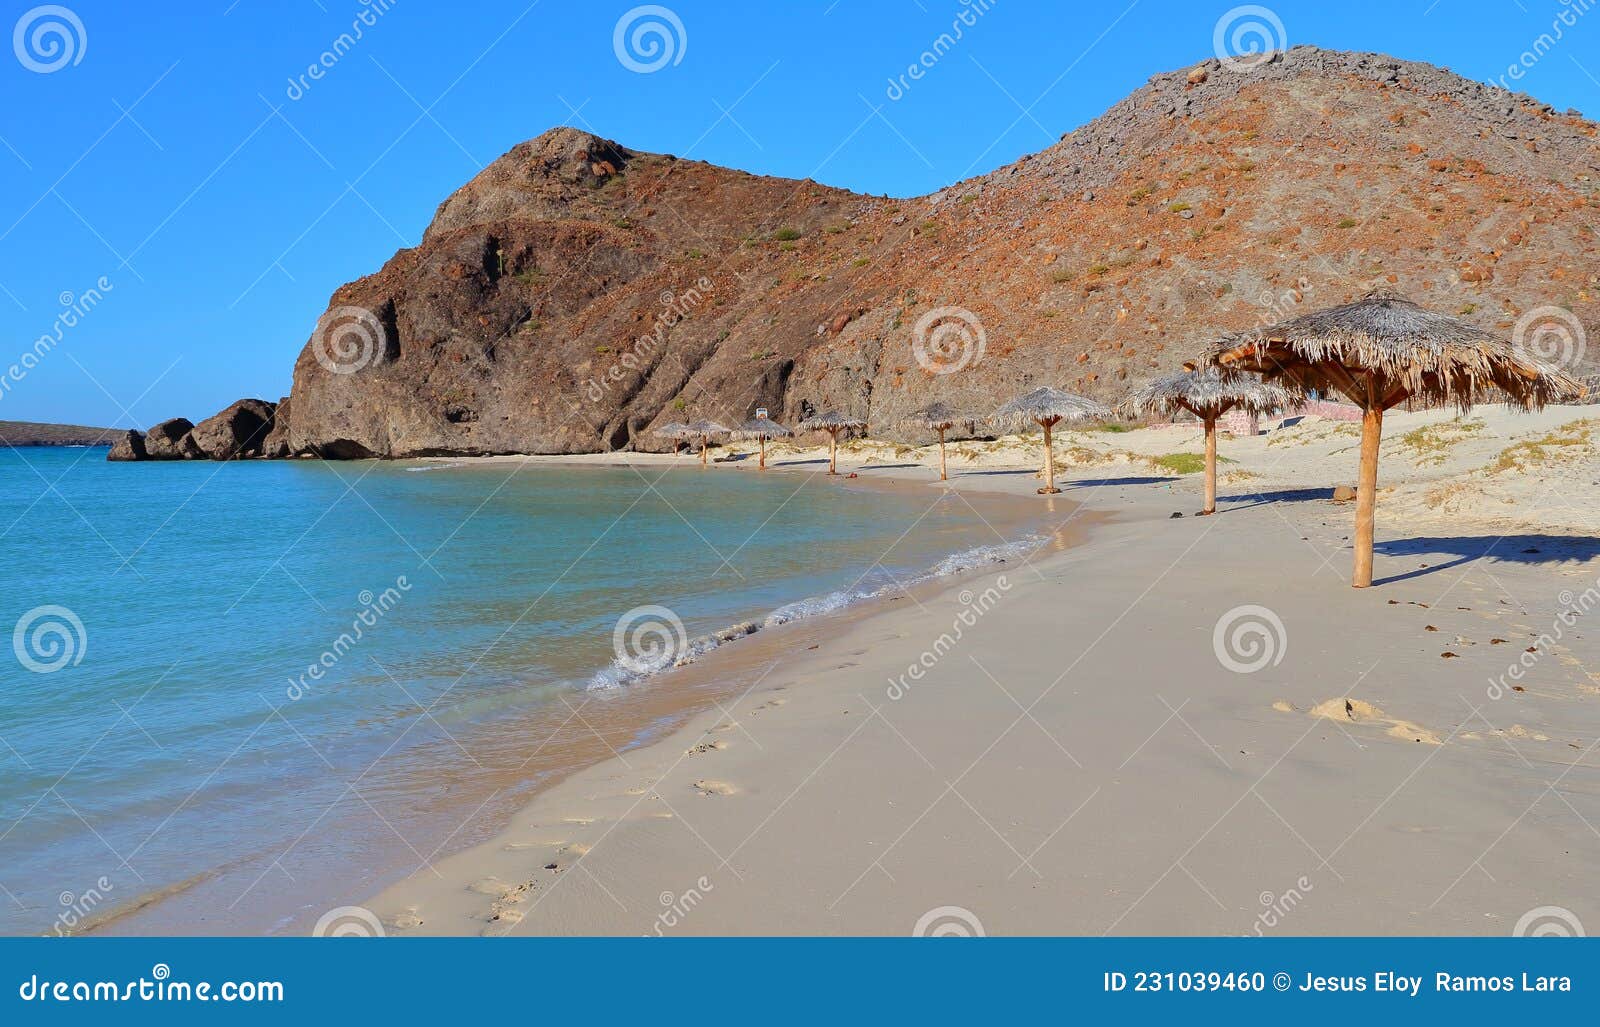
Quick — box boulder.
[106,430,147,462]
[189,398,278,460]
[260,395,293,458]
[1332,485,1358,502]
[143,418,199,460]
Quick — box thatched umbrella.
[651,421,693,456]
[680,419,732,466]
[902,402,976,482]
[1125,364,1298,515]
[730,413,793,470]
[796,411,867,475]
[1215,291,1582,587]
[989,387,1113,494]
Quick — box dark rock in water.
[260,395,293,459]
[106,429,147,461]
[144,418,199,460]
[190,398,278,460]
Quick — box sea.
[0,446,1045,935]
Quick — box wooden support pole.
[937,427,948,481]
[1039,418,1061,494]
[1353,375,1384,588]
[700,435,708,466]
[1202,415,1218,515]
[828,430,838,475]
[758,435,767,469]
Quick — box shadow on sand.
[1217,487,1338,513]
[1372,534,1600,586]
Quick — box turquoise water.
[0,447,1036,934]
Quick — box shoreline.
[364,443,1600,936]
[83,459,1080,937]
[73,404,1600,936]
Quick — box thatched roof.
[797,411,867,432]
[683,418,732,436]
[902,402,976,432]
[989,387,1112,433]
[730,416,793,440]
[1214,292,1582,412]
[1125,365,1299,419]
[651,421,693,440]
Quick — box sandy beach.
[364,405,1600,936]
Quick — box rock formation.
[120,47,1600,460]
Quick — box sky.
[1,0,1596,428]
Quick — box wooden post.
[937,427,948,481]
[828,430,838,475]
[758,435,767,470]
[700,435,708,466]
[1202,415,1218,515]
[1039,418,1061,494]
[1353,375,1384,588]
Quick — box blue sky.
[2,0,1595,428]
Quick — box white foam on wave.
[584,535,1042,691]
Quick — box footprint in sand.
[693,779,738,796]
[711,721,739,733]
[390,909,424,930]
[687,740,728,756]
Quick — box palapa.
[989,387,1113,494]
[1215,291,1582,586]
[797,411,867,475]
[902,402,977,482]
[667,418,732,466]
[1125,365,1298,514]
[730,414,793,470]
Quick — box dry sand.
[370,405,1600,935]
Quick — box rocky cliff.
[121,46,1600,459]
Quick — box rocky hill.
[120,46,1600,459]
[1,421,114,447]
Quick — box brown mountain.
[165,46,1600,459]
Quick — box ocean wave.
[585,535,1041,691]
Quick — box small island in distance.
[0,420,115,448]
